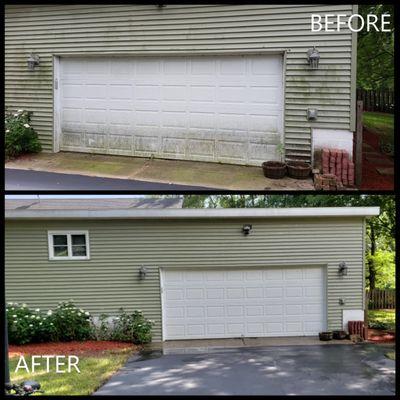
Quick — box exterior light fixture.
[307,46,320,69]
[338,298,345,305]
[139,266,148,279]
[27,53,40,71]
[242,224,253,235]
[338,262,348,276]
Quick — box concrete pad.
[5,152,314,191]
[147,336,355,355]
[376,167,394,176]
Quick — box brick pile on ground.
[313,148,355,190]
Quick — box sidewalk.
[5,152,315,191]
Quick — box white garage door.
[162,267,325,340]
[58,55,283,165]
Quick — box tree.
[357,4,394,90]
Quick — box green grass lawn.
[9,349,133,395]
[363,112,394,146]
[368,309,396,331]
[385,351,395,360]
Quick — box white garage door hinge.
[54,78,58,90]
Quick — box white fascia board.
[5,207,380,220]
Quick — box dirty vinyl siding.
[5,4,356,161]
[5,217,365,341]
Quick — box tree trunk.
[368,224,377,290]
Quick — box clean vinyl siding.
[5,217,365,341]
[5,4,355,161]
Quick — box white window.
[48,231,90,260]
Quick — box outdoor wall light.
[338,262,348,276]
[139,266,148,279]
[307,46,320,69]
[338,298,346,305]
[242,224,253,235]
[27,53,40,71]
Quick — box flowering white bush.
[6,302,56,345]
[6,301,92,344]
[5,109,41,158]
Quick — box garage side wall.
[5,4,355,162]
[5,217,365,341]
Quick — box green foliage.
[89,309,154,344]
[6,301,92,344]
[6,302,56,345]
[5,109,42,158]
[357,5,394,90]
[366,251,395,289]
[368,309,395,331]
[90,313,114,341]
[51,301,92,341]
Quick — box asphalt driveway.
[95,344,395,395]
[5,169,214,191]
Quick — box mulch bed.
[367,329,395,343]
[9,341,139,358]
[361,128,394,191]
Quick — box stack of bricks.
[313,148,355,190]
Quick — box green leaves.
[357,5,394,90]
[5,109,42,158]
[6,301,92,344]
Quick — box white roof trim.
[5,207,380,220]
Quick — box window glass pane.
[54,246,68,257]
[53,235,67,246]
[72,245,87,257]
[72,234,86,245]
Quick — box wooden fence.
[357,89,394,113]
[366,288,396,309]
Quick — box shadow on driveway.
[95,344,395,395]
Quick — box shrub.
[5,109,41,158]
[90,313,113,341]
[6,303,56,345]
[369,320,390,330]
[6,301,92,344]
[89,309,154,344]
[110,309,154,344]
[51,301,92,342]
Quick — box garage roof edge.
[5,207,380,220]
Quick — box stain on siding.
[5,4,356,162]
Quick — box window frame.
[48,230,90,260]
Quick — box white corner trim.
[53,56,61,153]
[7,207,380,220]
[48,230,90,260]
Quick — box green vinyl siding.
[5,4,357,161]
[5,217,365,341]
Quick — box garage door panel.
[60,55,283,165]
[162,267,325,340]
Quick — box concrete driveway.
[5,152,314,191]
[95,344,395,395]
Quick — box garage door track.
[95,343,395,395]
